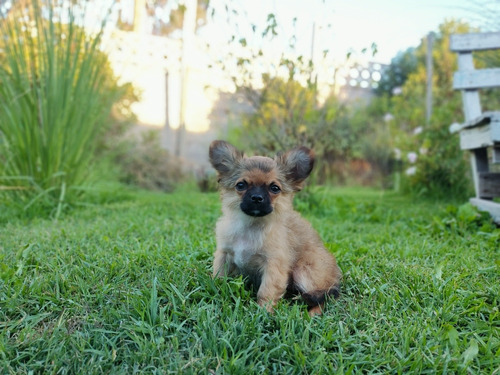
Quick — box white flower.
[449,122,462,133]
[384,113,394,122]
[407,152,418,163]
[394,148,402,160]
[419,147,428,155]
[405,166,417,176]
[413,126,423,135]
[392,87,402,95]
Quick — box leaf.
[462,339,478,364]
[434,264,443,281]
[443,324,459,348]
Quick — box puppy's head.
[209,140,314,217]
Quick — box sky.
[202,0,488,65]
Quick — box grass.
[0,186,499,374]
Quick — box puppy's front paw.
[258,298,275,314]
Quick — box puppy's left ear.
[276,146,314,190]
[209,140,243,176]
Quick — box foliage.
[196,168,218,192]
[236,76,380,184]
[346,96,399,188]
[215,10,497,193]
[239,75,338,150]
[376,20,491,199]
[114,130,184,192]
[366,19,500,196]
[375,47,418,97]
[212,8,399,187]
[0,0,131,216]
[0,187,498,373]
[233,74,401,186]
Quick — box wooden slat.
[470,198,500,224]
[460,122,500,150]
[478,172,500,198]
[456,53,482,121]
[461,111,500,129]
[453,68,500,90]
[450,32,500,52]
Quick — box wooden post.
[450,31,500,222]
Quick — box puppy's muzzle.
[240,186,273,217]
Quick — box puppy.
[209,140,341,316]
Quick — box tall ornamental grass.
[0,0,116,216]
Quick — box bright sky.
[203,0,485,64]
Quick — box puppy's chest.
[232,234,264,269]
[221,221,268,271]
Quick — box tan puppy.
[209,140,341,316]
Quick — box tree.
[375,47,418,97]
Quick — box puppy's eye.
[269,184,281,194]
[235,181,247,191]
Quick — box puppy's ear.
[276,146,314,190]
[209,140,243,175]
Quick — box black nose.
[251,194,264,203]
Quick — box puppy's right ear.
[209,140,243,175]
[276,146,314,191]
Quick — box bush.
[115,130,184,192]
[196,168,218,193]
[400,121,472,199]
[0,0,125,216]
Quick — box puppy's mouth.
[240,204,273,217]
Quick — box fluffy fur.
[209,140,341,316]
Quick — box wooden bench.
[450,31,500,224]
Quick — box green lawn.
[0,186,499,374]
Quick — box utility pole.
[310,22,318,99]
[310,21,316,64]
[175,0,197,158]
[426,32,434,125]
[165,71,170,129]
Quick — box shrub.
[115,130,184,192]
[400,121,472,199]
[196,168,218,193]
[0,0,123,216]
